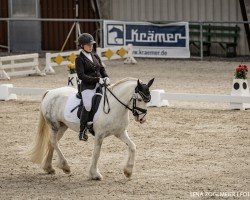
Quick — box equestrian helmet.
[78,33,96,46]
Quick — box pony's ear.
[137,79,142,88]
[147,78,155,88]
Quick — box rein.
[103,84,133,114]
[102,83,148,118]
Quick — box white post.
[230,79,250,110]
[67,73,79,89]
[33,56,43,75]
[124,44,137,64]
[0,59,10,80]
[0,84,17,100]
[44,53,55,74]
[147,89,169,107]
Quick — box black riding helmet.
[78,33,96,46]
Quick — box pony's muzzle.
[135,115,146,123]
[140,118,146,123]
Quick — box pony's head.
[132,78,154,123]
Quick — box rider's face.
[83,43,93,53]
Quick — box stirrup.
[87,122,95,136]
[79,130,88,141]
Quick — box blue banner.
[103,20,190,58]
[126,24,186,47]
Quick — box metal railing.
[0,18,249,60]
[188,21,250,60]
[0,18,103,53]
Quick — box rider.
[76,33,110,141]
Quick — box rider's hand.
[103,77,111,85]
[99,78,104,85]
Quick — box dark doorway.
[40,0,100,51]
[0,0,8,51]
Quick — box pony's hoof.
[89,172,103,181]
[43,167,55,174]
[61,165,71,174]
[57,161,71,174]
[91,175,103,181]
[62,167,71,174]
[124,169,132,178]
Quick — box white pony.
[29,77,154,180]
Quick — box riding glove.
[99,78,104,85]
[103,77,111,85]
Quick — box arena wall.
[109,0,249,56]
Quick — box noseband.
[102,84,150,119]
[131,86,151,118]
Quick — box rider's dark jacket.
[76,51,108,91]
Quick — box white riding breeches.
[81,84,99,112]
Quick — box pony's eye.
[137,99,142,102]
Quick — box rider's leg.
[79,85,98,141]
[79,106,89,141]
[79,88,95,141]
[88,87,102,136]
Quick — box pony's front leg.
[89,135,104,180]
[117,130,136,178]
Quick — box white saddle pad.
[64,92,101,124]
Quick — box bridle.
[102,83,151,120]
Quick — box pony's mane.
[109,77,138,89]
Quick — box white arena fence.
[0,84,48,100]
[44,45,137,75]
[0,84,47,100]
[1,84,250,110]
[148,90,250,110]
[162,92,250,103]
[0,53,42,80]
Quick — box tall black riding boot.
[79,107,90,141]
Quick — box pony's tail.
[28,92,50,164]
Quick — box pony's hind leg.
[42,142,55,174]
[49,124,70,174]
[42,124,68,174]
[116,130,136,178]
